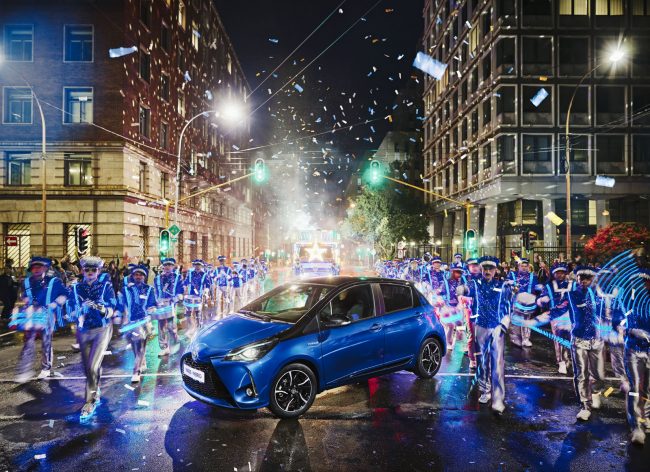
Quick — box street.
[0,268,646,471]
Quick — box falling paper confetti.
[294,83,304,93]
[109,46,137,58]
[412,52,447,80]
[268,38,279,43]
[530,88,549,107]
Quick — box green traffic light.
[465,229,477,255]
[159,230,170,255]
[368,160,382,185]
[254,158,267,183]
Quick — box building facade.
[0,0,254,268]
[421,0,650,259]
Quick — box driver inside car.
[331,289,366,322]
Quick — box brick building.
[0,0,255,268]
[421,0,650,260]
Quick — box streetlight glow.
[609,47,626,64]
[222,101,245,123]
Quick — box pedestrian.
[567,265,606,421]
[537,260,550,285]
[461,257,482,370]
[625,269,650,445]
[153,258,183,357]
[67,256,117,422]
[0,265,18,320]
[468,256,514,414]
[116,264,156,383]
[14,257,69,382]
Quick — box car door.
[379,283,426,364]
[318,284,385,386]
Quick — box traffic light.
[77,227,90,256]
[465,229,477,256]
[159,229,171,257]
[253,158,267,183]
[368,160,382,185]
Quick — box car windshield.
[241,283,332,323]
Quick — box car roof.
[297,276,412,287]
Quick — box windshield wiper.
[238,309,271,322]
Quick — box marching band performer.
[440,266,466,351]
[428,256,447,303]
[153,258,183,357]
[462,258,482,370]
[469,256,513,414]
[246,260,258,301]
[67,256,117,422]
[566,265,606,421]
[625,269,650,445]
[14,257,68,383]
[532,262,574,374]
[508,258,538,348]
[239,259,250,305]
[116,264,156,383]
[214,256,232,318]
[183,259,212,335]
[231,267,245,311]
[450,253,466,271]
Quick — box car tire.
[414,337,443,379]
[268,363,317,419]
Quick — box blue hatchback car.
[180,276,446,418]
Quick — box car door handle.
[369,323,383,332]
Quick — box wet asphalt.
[0,267,648,471]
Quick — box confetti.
[603,387,615,398]
[34,454,46,460]
[294,83,304,93]
[116,428,126,434]
[124,384,136,391]
[595,175,615,188]
[137,400,150,406]
[109,46,137,58]
[268,38,279,44]
[530,88,549,107]
[412,52,447,80]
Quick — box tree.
[342,186,431,259]
[583,223,650,263]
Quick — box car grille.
[181,353,233,404]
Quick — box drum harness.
[24,276,64,329]
[72,281,111,329]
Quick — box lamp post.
[173,102,244,257]
[564,46,626,260]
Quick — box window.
[497,134,516,174]
[3,87,32,124]
[633,135,650,174]
[496,37,515,75]
[559,37,589,76]
[471,150,479,176]
[596,0,623,15]
[160,172,169,199]
[191,22,200,50]
[139,48,150,82]
[6,152,31,185]
[177,46,185,71]
[139,161,147,192]
[139,105,151,138]
[559,0,589,15]
[522,0,552,26]
[63,87,93,123]
[596,135,626,174]
[522,200,542,225]
[64,153,92,186]
[482,143,492,170]
[319,285,374,324]
[523,86,552,125]
[559,134,590,174]
[632,87,650,126]
[496,85,516,124]
[3,25,33,61]
[64,25,93,62]
[160,73,170,101]
[380,284,414,313]
[161,23,171,53]
[634,0,650,15]
[159,121,169,149]
[178,1,186,28]
[522,134,553,174]
[482,99,492,126]
[496,0,516,16]
[559,86,589,126]
[522,37,552,76]
[596,86,625,126]
[140,0,151,28]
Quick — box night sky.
[213,0,425,227]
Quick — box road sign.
[4,236,18,247]
[168,224,181,236]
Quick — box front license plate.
[183,363,205,383]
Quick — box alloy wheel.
[274,370,313,413]
[421,341,441,374]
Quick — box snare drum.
[151,298,175,320]
[183,295,203,310]
[436,304,464,326]
[9,306,50,332]
[514,292,538,315]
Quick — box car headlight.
[223,338,278,362]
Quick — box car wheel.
[414,337,443,379]
[268,363,317,419]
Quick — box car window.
[243,283,332,323]
[380,284,413,314]
[327,285,374,322]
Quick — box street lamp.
[173,101,245,253]
[564,45,626,260]
[1,62,48,253]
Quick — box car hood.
[191,313,292,360]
